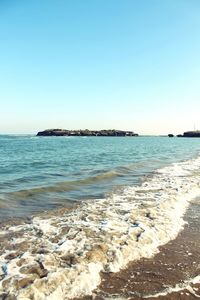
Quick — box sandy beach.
[88,197,200,299]
[1,155,200,299]
[0,177,200,300]
[1,195,200,299]
[1,0,200,298]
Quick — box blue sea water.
[0,135,200,219]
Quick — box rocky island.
[37,129,139,137]
[177,131,200,138]
[182,131,200,137]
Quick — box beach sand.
[0,199,200,300]
[78,198,200,300]
[1,199,200,299]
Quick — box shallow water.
[1,153,200,299]
[1,135,200,218]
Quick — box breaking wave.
[1,155,200,299]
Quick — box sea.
[1,134,200,218]
[1,135,200,299]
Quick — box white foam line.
[143,275,200,298]
[1,156,200,299]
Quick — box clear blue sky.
[0,0,200,134]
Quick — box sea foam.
[1,156,200,299]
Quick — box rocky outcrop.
[37,129,139,137]
[168,134,174,137]
[177,131,200,138]
[183,131,200,137]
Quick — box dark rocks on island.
[37,129,139,137]
[183,131,200,137]
[177,131,200,138]
[168,134,174,137]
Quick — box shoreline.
[1,199,200,299]
[88,197,200,299]
[1,156,200,299]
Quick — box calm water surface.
[0,135,200,218]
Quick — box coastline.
[1,155,200,299]
[89,197,200,299]
[1,195,200,300]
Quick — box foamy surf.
[143,274,200,298]
[1,156,200,299]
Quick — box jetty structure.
[37,129,139,137]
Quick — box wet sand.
[0,199,200,299]
[80,198,200,300]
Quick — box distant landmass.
[182,131,200,137]
[168,131,200,138]
[37,129,139,137]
